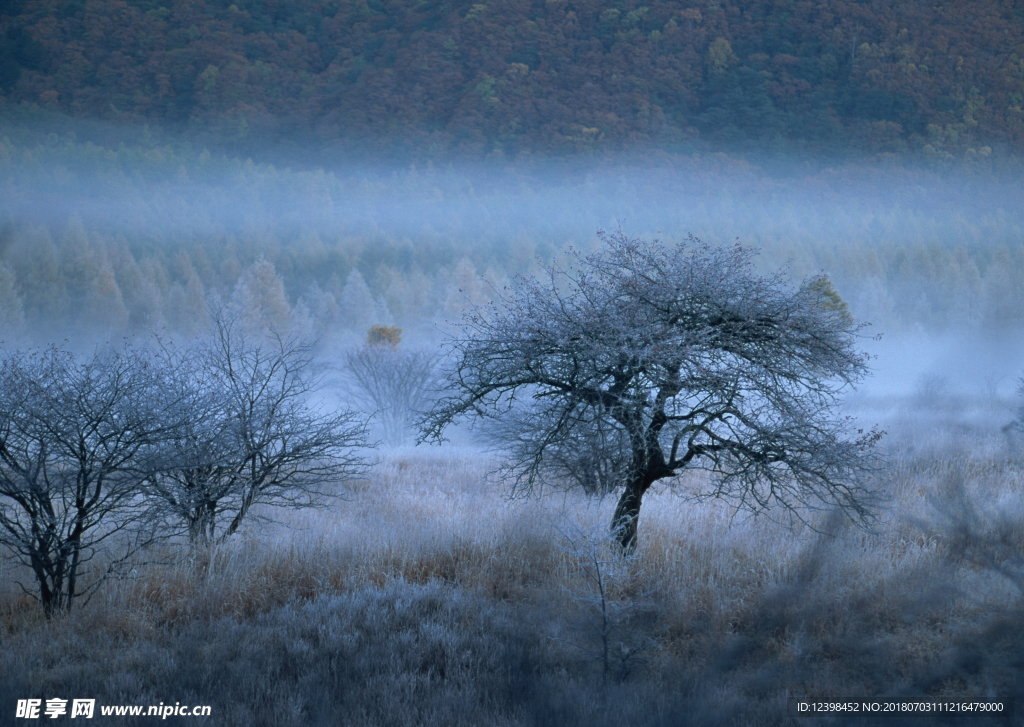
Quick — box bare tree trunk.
[221,482,259,542]
[65,512,87,614]
[612,437,664,553]
[32,556,56,619]
[186,499,218,545]
[611,477,647,554]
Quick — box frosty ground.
[2,394,1022,727]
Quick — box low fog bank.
[2,123,1024,403]
[4,133,1022,247]
[860,330,1024,400]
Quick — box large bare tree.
[0,345,169,616]
[421,231,881,552]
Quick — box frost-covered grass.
[2,401,1024,726]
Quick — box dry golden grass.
[2,402,1024,725]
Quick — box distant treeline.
[2,0,1024,164]
[1,129,1023,339]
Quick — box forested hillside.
[3,0,1024,342]
[3,0,1024,163]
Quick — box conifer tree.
[339,269,376,333]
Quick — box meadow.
[2,390,1023,726]
[6,16,1024,724]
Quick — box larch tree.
[339,269,377,333]
[421,231,881,552]
[231,257,292,330]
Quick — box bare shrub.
[145,307,371,544]
[555,517,658,684]
[915,372,950,408]
[345,331,439,446]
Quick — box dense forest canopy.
[2,0,1024,164]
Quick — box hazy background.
[4,0,1024,402]
[2,121,1023,402]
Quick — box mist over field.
[4,128,1024,398]
[4,0,1024,722]
[3,128,1024,723]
